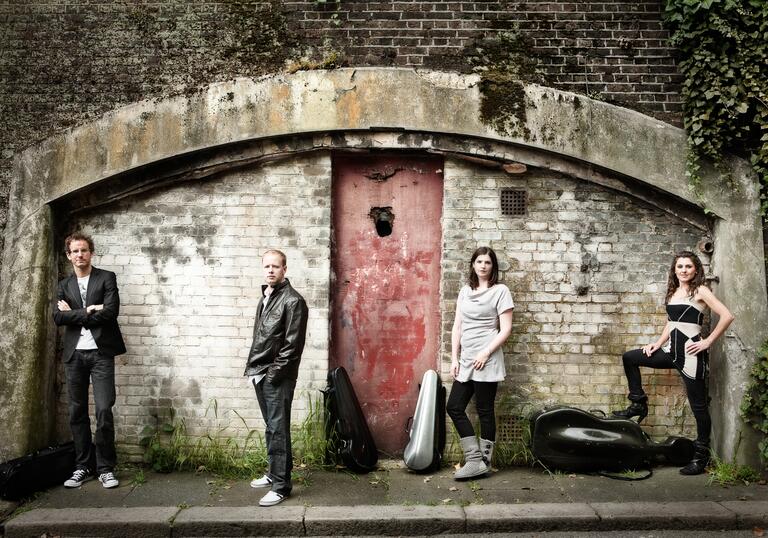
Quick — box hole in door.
[369,207,394,237]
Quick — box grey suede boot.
[480,439,495,467]
[454,436,488,480]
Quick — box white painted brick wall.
[57,153,332,457]
[441,158,704,440]
[54,152,706,458]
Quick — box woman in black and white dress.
[613,250,734,475]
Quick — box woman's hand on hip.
[686,338,711,355]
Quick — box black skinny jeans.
[446,380,498,441]
[622,347,711,445]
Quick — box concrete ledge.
[173,506,306,537]
[591,501,737,530]
[465,503,598,532]
[4,500,767,536]
[3,507,179,538]
[720,501,768,528]
[0,499,19,520]
[304,505,465,536]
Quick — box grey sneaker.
[98,472,119,489]
[64,469,91,488]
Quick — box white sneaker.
[64,469,91,488]
[250,475,272,488]
[259,490,286,506]
[98,472,119,489]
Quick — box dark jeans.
[446,379,498,441]
[254,377,296,496]
[64,349,117,474]
[621,347,711,444]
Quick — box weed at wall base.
[740,340,768,470]
[140,393,328,478]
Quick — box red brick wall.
[285,1,682,119]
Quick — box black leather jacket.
[244,278,308,384]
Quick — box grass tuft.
[707,456,762,487]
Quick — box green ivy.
[663,0,768,211]
[740,341,768,466]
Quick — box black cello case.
[324,366,378,473]
[403,369,446,473]
[0,442,76,501]
[530,406,694,473]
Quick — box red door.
[331,153,444,456]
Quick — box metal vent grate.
[501,189,527,216]
[497,414,526,444]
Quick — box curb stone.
[465,503,599,532]
[3,501,768,537]
[173,506,306,537]
[3,506,179,538]
[719,500,768,528]
[304,505,465,536]
[590,501,737,531]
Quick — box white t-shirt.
[455,283,514,383]
[75,275,98,350]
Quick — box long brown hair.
[665,250,705,304]
[467,246,499,290]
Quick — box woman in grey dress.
[448,246,514,480]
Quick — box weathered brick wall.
[56,154,332,458]
[53,152,703,457]
[288,0,682,119]
[1,1,682,259]
[441,158,704,440]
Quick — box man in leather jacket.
[244,249,308,507]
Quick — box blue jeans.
[64,349,117,473]
[254,377,296,496]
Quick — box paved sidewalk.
[2,461,768,536]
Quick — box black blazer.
[53,267,127,361]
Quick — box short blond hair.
[262,249,287,266]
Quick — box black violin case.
[403,369,446,473]
[530,407,694,473]
[0,441,76,501]
[324,366,378,473]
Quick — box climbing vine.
[663,0,767,210]
[740,341,768,466]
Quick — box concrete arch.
[1,68,765,463]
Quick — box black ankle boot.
[612,400,649,423]
[680,441,710,475]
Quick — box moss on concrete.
[466,30,550,140]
